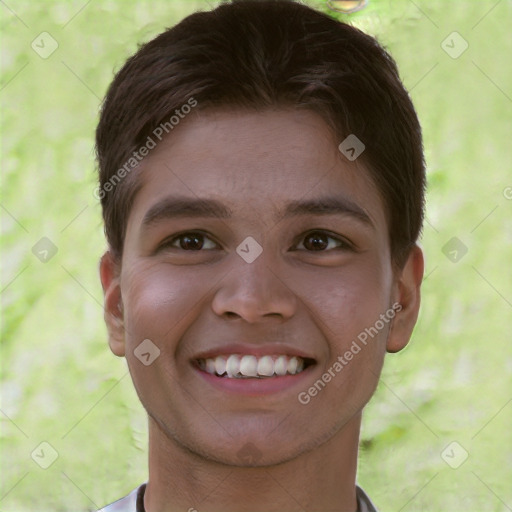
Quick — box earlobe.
[386,244,424,353]
[99,251,126,357]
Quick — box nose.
[211,251,297,323]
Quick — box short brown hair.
[95,0,425,268]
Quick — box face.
[101,108,422,466]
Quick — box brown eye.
[160,232,217,251]
[296,231,350,252]
[178,233,204,250]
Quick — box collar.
[99,482,378,512]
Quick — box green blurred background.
[1,1,511,510]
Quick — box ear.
[386,244,424,353]
[99,251,125,357]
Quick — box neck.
[144,413,362,512]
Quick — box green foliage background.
[1,1,511,510]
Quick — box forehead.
[127,108,386,230]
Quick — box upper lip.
[192,343,317,362]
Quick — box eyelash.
[158,230,353,253]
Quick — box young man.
[96,1,425,510]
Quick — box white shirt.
[98,483,379,511]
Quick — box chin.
[161,420,313,467]
[196,441,309,468]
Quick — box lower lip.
[192,363,315,396]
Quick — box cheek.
[121,262,208,347]
[295,256,391,403]
[294,255,391,343]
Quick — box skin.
[100,108,424,512]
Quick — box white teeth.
[206,358,216,374]
[287,356,298,374]
[226,354,241,377]
[214,356,227,376]
[257,355,275,377]
[198,354,310,378]
[239,355,258,377]
[274,355,288,376]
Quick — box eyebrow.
[141,195,373,228]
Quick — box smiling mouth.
[196,354,316,379]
